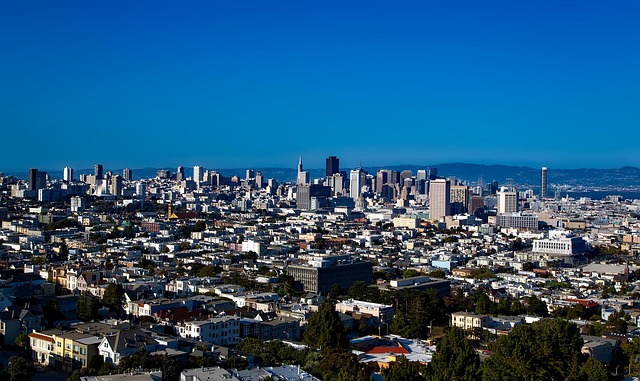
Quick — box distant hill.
[4,164,640,188]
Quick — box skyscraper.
[497,186,518,214]
[29,168,38,191]
[63,167,73,182]
[297,156,309,185]
[541,167,548,199]
[429,178,451,221]
[176,166,185,181]
[193,166,204,183]
[111,175,122,197]
[326,156,339,177]
[94,164,103,179]
[123,168,132,181]
[350,168,366,201]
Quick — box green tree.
[403,269,422,278]
[304,303,347,349]
[525,295,549,317]
[578,357,608,381]
[59,239,69,260]
[483,318,583,381]
[7,356,35,381]
[606,309,628,334]
[475,293,492,315]
[76,291,99,322]
[328,283,342,302]
[101,283,124,314]
[14,332,29,352]
[382,355,428,381]
[427,327,480,381]
[347,281,381,303]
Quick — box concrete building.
[497,186,518,214]
[451,312,490,330]
[335,299,394,326]
[429,179,451,221]
[176,315,240,346]
[497,212,539,230]
[350,168,366,201]
[63,167,74,182]
[287,256,373,294]
[541,167,548,199]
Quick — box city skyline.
[2,1,640,171]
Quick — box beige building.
[450,312,489,330]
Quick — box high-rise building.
[497,186,518,214]
[255,171,263,188]
[428,167,438,180]
[296,156,309,185]
[110,175,122,197]
[123,168,132,181]
[297,184,332,211]
[326,156,339,177]
[450,185,470,215]
[94,164,103,179]
[193,166,204,183]
[135,183,146,200]
[63,167,73,182]
[29,168,38,191]
[176,166,185,181]
[540,167,548,199]
[350,168,366,201]
[429,178,451,221]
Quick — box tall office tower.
[416,169,427,181]
[450,184,470,215]
[469,195,485,214]
[94,164,103,179]
[428,167,438,180]
[255,171,263,188]
[29,168,38,191]
[63,167,73,182]
[376,170,389,193]
[193,166,204,183]
[110,175,123,197]
[135,183,146,200]
[326,156,339,177]
[489,180,499,195]
[36,171,47,190]
[297,156,309,185]
[245,169,255,180]
[540,167,548,199]
[497,186,518,214]
[123,168,132,181]
[429,178,451,221]
[350,168,366,201]
[176,166,185,181]
[400,170,412,183]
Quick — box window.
[80,348,86,355]
[74,345,79,352]
[66,343,71,350]
[57,342,62,348]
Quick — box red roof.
[367,346,409,355]
[28,332,55,343]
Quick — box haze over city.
[2,1,640,171]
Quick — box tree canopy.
[304,302,347,349]
[427,326,480,381]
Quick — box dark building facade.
[296,184,331,211]
[287,259,373,293]
[326,156,339,177]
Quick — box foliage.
[577,357,608,381]
[328,283,342,302]
[304,302,347,349]
[428,269,447,278]
[470,268,495,279]
[59,239,69,260]
[76,291,99,322]
[482,319,583,381]
[426,327,480,381]
[101,283,124,314]
[390,289,447,339]
[7,356,35,381]
[382,355,428,381]
[605,309,628,334]
[524,295,549,317]
[14,332,29,352]
[403,269,422,278]
[347,281,381,303]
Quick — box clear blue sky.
[1,1,639,172]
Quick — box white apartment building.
[177,315,240,346]
[451,312,490,330]
[335,299,395,325]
